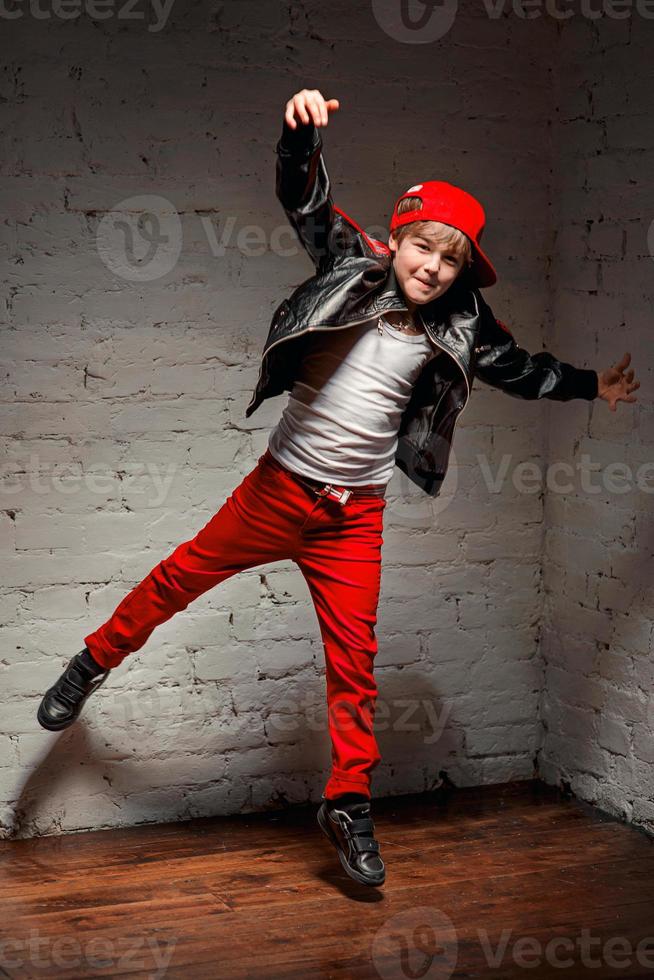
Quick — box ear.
[388,230,398,255]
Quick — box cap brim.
[471,241,497,287]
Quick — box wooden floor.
[1,780,653,979]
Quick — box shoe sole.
[317,803,385,887]
[36,672,109,732]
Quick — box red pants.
[84,449,387,800]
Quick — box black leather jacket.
[245,120,598,497]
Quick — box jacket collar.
[376,263,406,306]
[376,262,469,332]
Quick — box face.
[389,228,466,312]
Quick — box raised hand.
[284,88,340,130]
[597,352,641,412]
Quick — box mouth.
[413,276,438,289]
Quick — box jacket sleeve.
[275,119,336,272]
[473,293,598,401]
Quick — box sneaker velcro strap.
[350,837,380,854]
[60,679,86,701]
[66,667,87,688]
[348,817,375,835]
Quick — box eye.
[416,244,430,252]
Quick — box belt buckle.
[321,484,352,505]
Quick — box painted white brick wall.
[1,3,648,839]
[538,17,654,831]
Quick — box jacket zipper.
[375,309,474,448]
[246,306,409,413]
[417,308,471,439]
[247,306,474,446]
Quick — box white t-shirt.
[268,315,441,485]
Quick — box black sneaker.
[317,797,386,887]
[37,650,110,732]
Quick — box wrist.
[578,368,600,401]
[279,117,318,154]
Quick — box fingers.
[304,90,336,126]
[295,93,312,125]
[284,99,298,129]
[615,390,639,407]
[616,351,631,372]
[285,89,340,129]
[284,95,310,129]
[305,90,327,125]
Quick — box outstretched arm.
[473,293,599,401]
[276,89,340,271]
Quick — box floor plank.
[0,781,652,978]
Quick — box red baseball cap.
[389,180,497,288]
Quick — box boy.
[37,88,639,888]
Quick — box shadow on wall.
[8,724,117,839]
[6,659,541,840]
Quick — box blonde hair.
[392,195,473,272]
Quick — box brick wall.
[538,15,654,831]
[1,2,649,838]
